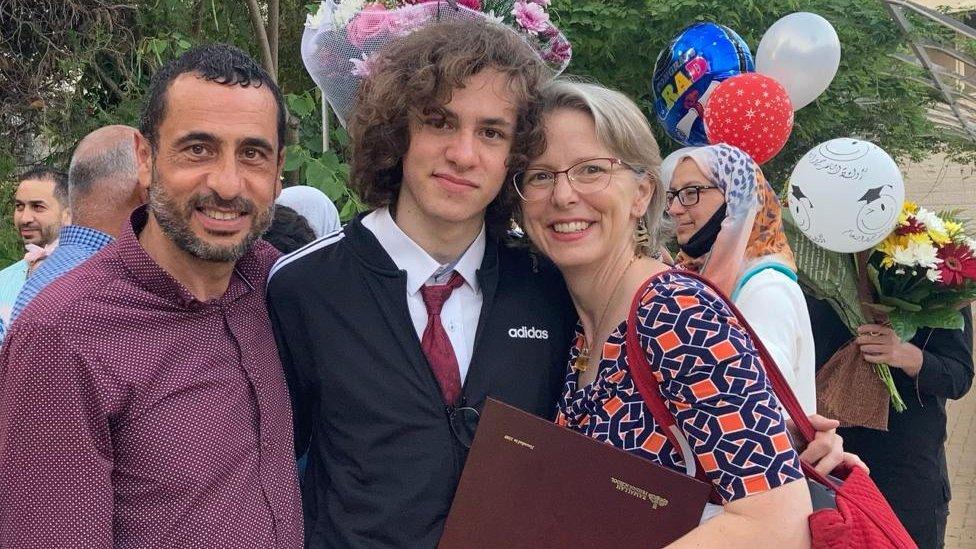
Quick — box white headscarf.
[661,143,795,297]
[276,186,341,238]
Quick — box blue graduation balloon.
[651,22,754,146]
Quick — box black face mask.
[678,203,727,259]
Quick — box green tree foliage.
[0,0,360,266]
[551,0,975,186]
[0,0,972,268]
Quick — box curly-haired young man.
[267,20,577,548]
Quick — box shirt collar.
[117,205,264,308]
[362,207,485,295]
[57,225,114,251]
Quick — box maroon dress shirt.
[0,206,302,548]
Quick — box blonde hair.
[534,77,670,256]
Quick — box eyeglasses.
[665,185,720,207]
[447,402,481,450]
[513,157,643,202]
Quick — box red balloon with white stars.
[704,72,794,165]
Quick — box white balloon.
[756,12,841,111]
[788,138,905,253]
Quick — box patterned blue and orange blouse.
[555,270,804,503]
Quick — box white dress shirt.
[361,208,485,383]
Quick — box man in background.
[0,168,69,325]
[10,125,145,321]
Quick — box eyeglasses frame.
[665,184,720,208]
[512,156,645,202]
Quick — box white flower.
[892,239,942,269]
[926,268,942,282]
[914,208,946,235]
[305,1,330,29]
[913,240,942,269]
[333,0,366,27]
[484,10,505,25]
[966,237,976,252]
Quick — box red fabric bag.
[624,270,917,549]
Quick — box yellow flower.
[904,201,919,215]
[877,236,906,268]
[910,232,936,246]
[885,234,910,249]
[945,220,963,238]
[927,229,951,246]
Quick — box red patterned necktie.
[420,272,465,405]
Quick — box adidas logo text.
[508,326,549,340]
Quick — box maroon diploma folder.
[440,398,711,549]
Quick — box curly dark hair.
[347,20,550,235]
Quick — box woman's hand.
[856,324,924,377]
[796,414,869,476]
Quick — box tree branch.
[90,57,124,101]
[268,0,278,75]
[244,0,276,82]
[191,0,205,39]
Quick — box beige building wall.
[913,0,974,10]
[902,154,976,212]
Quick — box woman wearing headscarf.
[514,78,813,546]
[275,185,341,238]
[661,146,816,415]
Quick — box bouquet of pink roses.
[301,0,571,127]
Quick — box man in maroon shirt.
[0,44,302,548]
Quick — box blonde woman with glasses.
[512,78,813,546]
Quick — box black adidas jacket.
[266,213,577,548]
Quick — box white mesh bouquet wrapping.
[302,0,572,127]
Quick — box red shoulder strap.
[624,270,841,495]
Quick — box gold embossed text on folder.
[611,477,669,509]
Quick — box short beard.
[19,221,61,247]
[147,169,274,263]
[41,222,61,246]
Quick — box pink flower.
[350,52,378,78]
[389,5,431,36]
[543,37,571,63]
[414,0,478,6]
[540,22,560,39]
[511,1,549,35]
[346,3,392,49]
[528,0,551,5]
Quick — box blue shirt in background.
[10,225,113,323]
[0,259,29,339]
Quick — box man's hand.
[796,414,870,476]
[856,324,924,377]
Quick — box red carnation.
[937,243,976,286]
[896,216,926,236]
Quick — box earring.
[634,217,650,257]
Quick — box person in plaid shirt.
[8,125,145,325]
